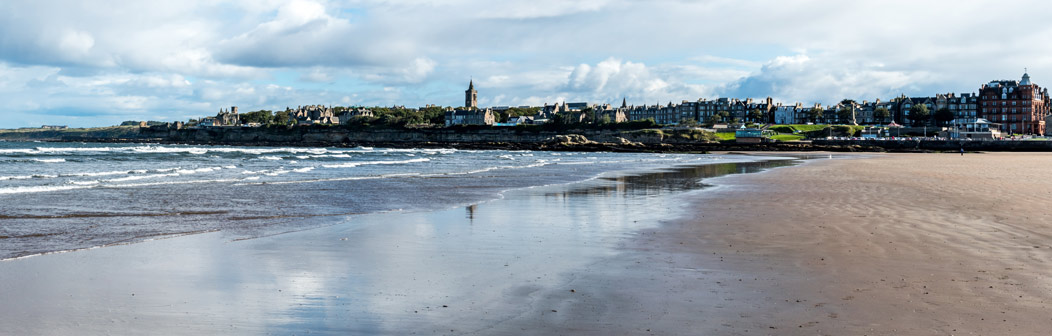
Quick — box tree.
[418,106,446,125]
[836,107,855,125]
[240,110,274,125]
[807,108,825,124]
[705,114,723,125]
[908,104,931,126]
[934,108,955,126]
[580,107,595,124]
[270,112,290,126]
[874,107,890,124]
[747,109,766,123]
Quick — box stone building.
[465,80,478,109]
[336,107,375,124]
[773,103,803,125]
[893,96,935,125]
[444,107,495,126]
[215,106,240,126]
[936,93,979,123]
[288,105,339,125]
[978,72,1049,135]
[596,100,628,123]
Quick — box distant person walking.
[960,146,965,156]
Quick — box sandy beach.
[547,152,1052,335]
[2,153,1052,335]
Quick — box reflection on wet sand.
[545,160,798,199]
[0,157,805,334]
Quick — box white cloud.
[3,0,1052,126]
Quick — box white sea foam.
[69,180,101,186]
[0,175,34,181]
[239,172,423,186]
[106,173,179,182]
[293,167,315,173]
[176,167,224,175]
[322,158,431,169]
[264,169,291,176]
[102,177,249,189]
[259,156,283,161]
[33,158,66,163]
[0,149,34,154]
[0,184,91,195]
[60,170,135,178]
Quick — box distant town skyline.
[2,0,1052,128]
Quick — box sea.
[0,141,785,260]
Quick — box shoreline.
[0,154,807,335]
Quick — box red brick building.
[978,72,1050,135]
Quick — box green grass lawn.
[770,134,805,141]
[713,132,736,141]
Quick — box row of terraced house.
[193,72,1051,135]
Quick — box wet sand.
[543,152,1051,335]
[3,153,1051,335]
[0,158,796,335]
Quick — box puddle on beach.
[0,157,810,334]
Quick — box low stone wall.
[813,139,1052,151]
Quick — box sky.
[2,0,1051,128]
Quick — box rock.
[612,137,642,146]
[545,134,594,146]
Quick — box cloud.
[4,0,1052,127]
[360,57,437,85]
[719,53,939,104]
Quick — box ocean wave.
[0,175,35,181]
[101,177,252,189]
[237,172,422,186]
[69,180,101,186]
[175,167,224,175]
[60,169,143,178]
[0,184,91,195]
[127,146,353,156]
[33,147,117,153]
[321,158,431,169]
[105,173,180,182]
[33,158,66,163]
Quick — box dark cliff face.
[141,127,677,145]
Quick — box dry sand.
[519,152,1052,335]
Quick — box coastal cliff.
[137,126,864,152]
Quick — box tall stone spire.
[465,79,478,109]
[622,97,627,108]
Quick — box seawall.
[813,139,1052,152]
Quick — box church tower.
[465,80,478,109]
